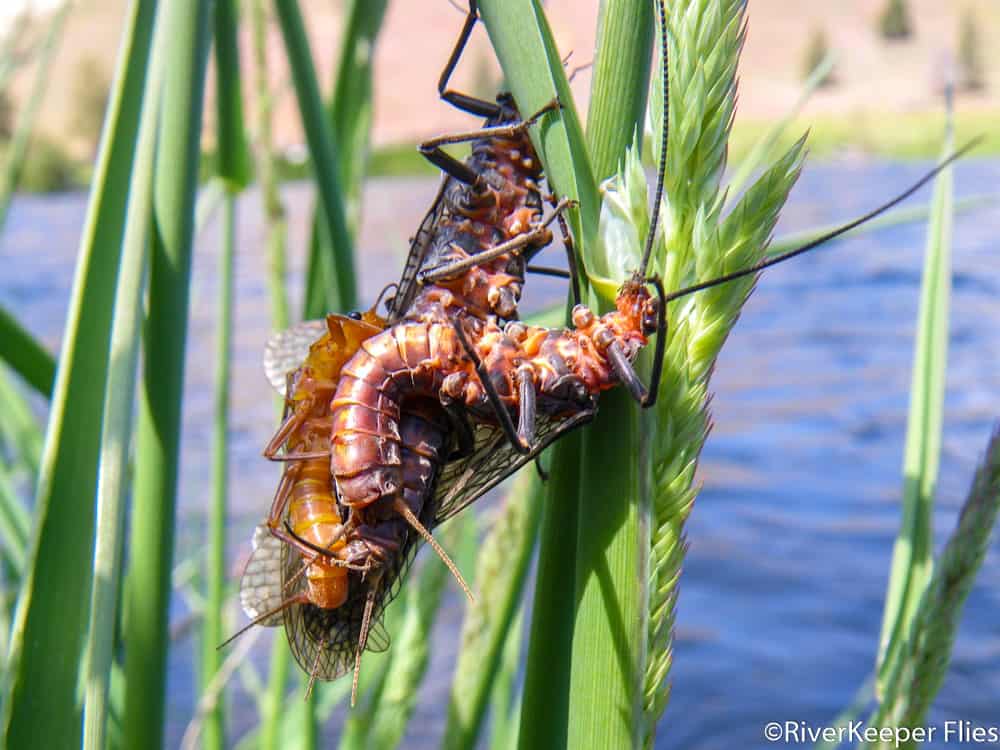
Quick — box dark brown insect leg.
[450,316,531,455]
[418,197,574,285]
[437,0,502,119]
[554,209,582,306]
[420,99,561,154]
[641,276,668,408]
[606,340,649,405]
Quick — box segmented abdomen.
[331,323,460,513]
[286,454,349,609]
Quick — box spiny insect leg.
[420,98,561,155]
[263,404,308,459]
[417,98,561,186]
[267,450,330,462]
[267,465,298,525]
[418,197,574,285]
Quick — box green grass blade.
[478,0,599,256]
[570,392,644,750]
[250,0,290,331]
[873,430,1000,739]
[81,17,166,742]
[337,596,411,750]
[0,305,55,397]
[586,0,653,183]
[0,0,71,236]
[303,0,387,318]
[213,0,251,189]
[247,3,296,746]
[364,516,474,750]
[0,1,157,744]
[198,4,249,745]
[725,51,835,201]
[274,0,357,315]
[486,607,524,750]
[259,637,292,750]
[121,1,213,746]
[472,6,596,747]
[563,4,656,743]
[199,190,237,750]
[875,132,954,697]
[443,472,543,750]
[517,431,581,750]
[0,367,44,478]
[0,458,29,575]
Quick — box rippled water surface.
[3,160,999,748]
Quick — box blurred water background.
[2,159,998,747]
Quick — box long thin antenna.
[660,138,983,304]
[217,594,304,650]
[639,0,670,277]
[393,498,474,602]
[305,636,324,700]
[351,587,377,708]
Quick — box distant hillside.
[6,0,999,159]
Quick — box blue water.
[2,161,998,748]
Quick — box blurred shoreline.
[1,0,997,184]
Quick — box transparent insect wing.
[280,544,393,682]
[387,176,451,323]
[239,525,286,627]
[263,319,328,396]
[432,412,592,524]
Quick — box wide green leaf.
[1,1,157,745]
[274,0,357,315]
[122,0,213,746]
[876,131,954,697]
[81,13,167,744]
[0,306,56,397]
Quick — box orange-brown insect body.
[414,95,546,321]
[331,95,557,521]
[331,286,656,517]
[269,313,386,611]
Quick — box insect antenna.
[217,593,306,650]
[660,137,983,305]
[373,281,399,315]
[392,497,474,603]
[638,0,670,280]
[305,635,325,700]
[351,586,378,708]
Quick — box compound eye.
[348,311,362,321]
